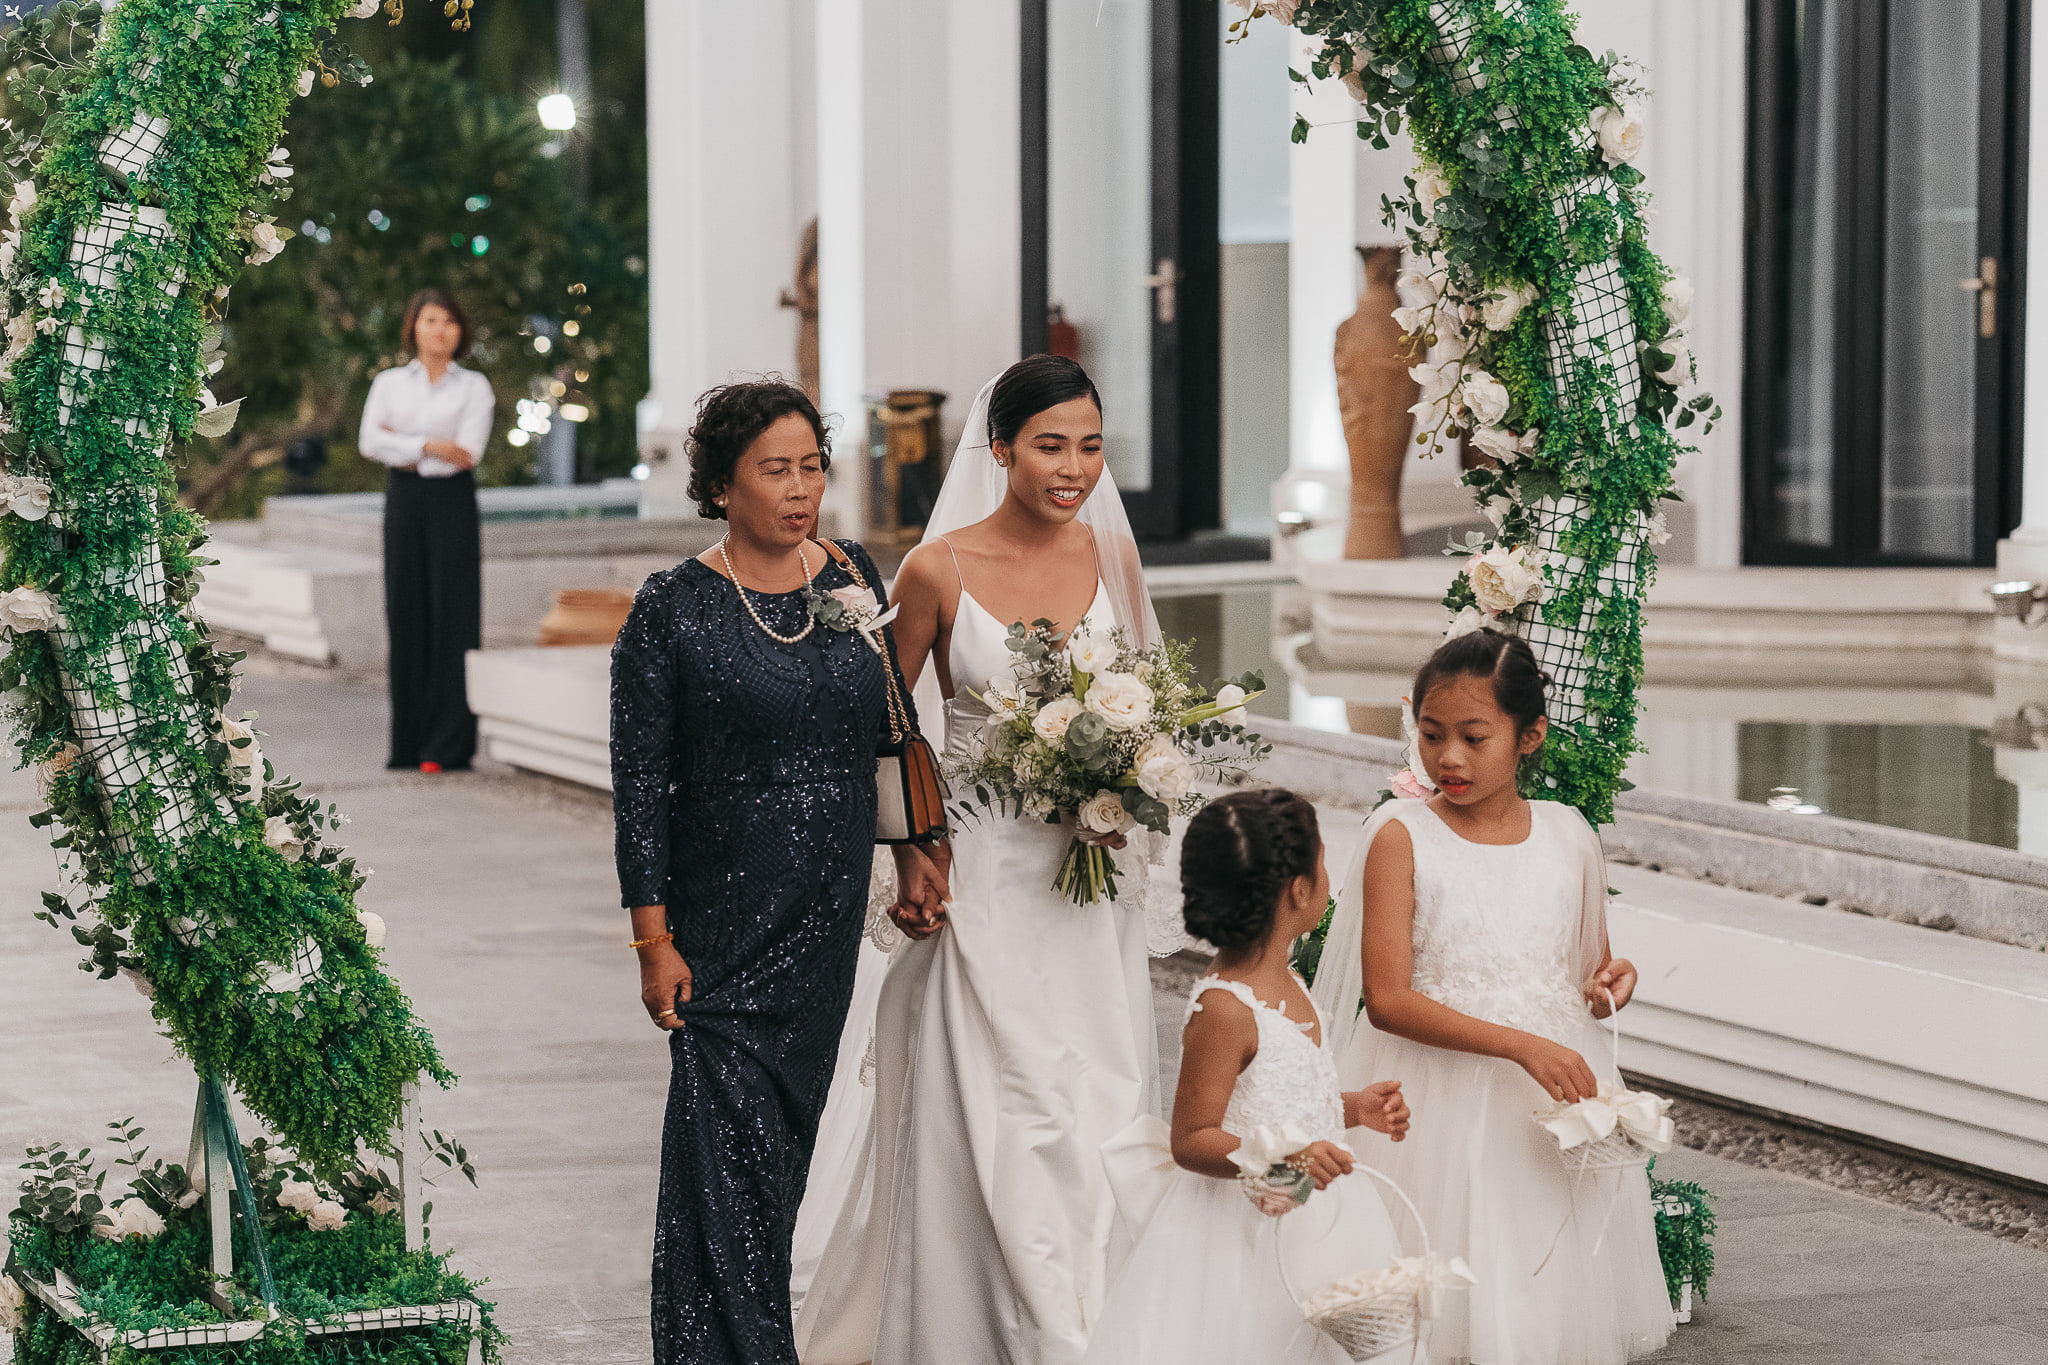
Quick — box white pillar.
[817,0,869,540]
[638,2,806,523]
[1997,0,2048,660]
[1277,35,1356,564]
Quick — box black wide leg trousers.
[383,468,480,770]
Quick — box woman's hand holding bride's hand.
[890,843,952,940]
[1342,1081,1411,1142]
[638,941,691,1031]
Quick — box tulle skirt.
[1084,1118,1407,1365]
[1335,1020,1674,1365]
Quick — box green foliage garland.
[1647,1162,1718,1307]
[0,0,449,1177]
[1247,0,1721,824]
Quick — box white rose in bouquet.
[1480,282,1537,332]
[1594,102,1646,166]
[263,815,304,863]
[1083,671,1155,732]
[1466,546,1546,616]
[306,1199,349,1232]
[1021,792,1056,821]
[1133,735,1196,804]
[1212,683,1248,726]
[1032,696,1085,743]
[981,678,1032,727]
[1459,370,1511,428]
[0,585,58,633]
[1078,789,1134,837]
[1661,275,1694,328]
[1066,630,1116,675]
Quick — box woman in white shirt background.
[358,289,496,774]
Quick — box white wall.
[1571,0,1748,567]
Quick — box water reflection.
[1153,582,2025,853]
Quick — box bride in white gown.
[794,356,1166,1365]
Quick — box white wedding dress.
[794,571,1161,1365]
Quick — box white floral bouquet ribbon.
[1229,1122,1326,1217]
[1536,1086,1674,1155]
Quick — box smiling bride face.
[996,395,1104,526]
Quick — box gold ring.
[657,1008,677,1020]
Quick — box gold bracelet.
[629,932,672,950]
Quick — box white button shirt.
[358,359,496,479]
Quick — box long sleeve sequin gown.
[611,540,907,1365]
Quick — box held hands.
[1342,1080,1411,1143]
[1584,958,1639,1017]
[1286,1140,1356,1191]
[1515,1034,1600,1105]
[889,842,953,940]
[638,941,691,1031]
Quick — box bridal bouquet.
[947,621,1268,904]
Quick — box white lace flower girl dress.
[1084,976,1403,1365]
[1332,801,1673,1364]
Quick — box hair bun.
[1179,789,1320,951]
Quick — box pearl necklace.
[719,535,816,644]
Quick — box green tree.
[189,45,647,515]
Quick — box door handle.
[1961,256,1997,339]
[1145,257,1178,326]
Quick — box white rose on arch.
[1466,544,1547,617]
[1083,671,1155,732]
[358,909,388,948]
[263,815,305,863]
[2,472,51,521]
[1662,275,1694,329]
[1467,425,1532,466]
[1413,165,1453,219]
[306,1199,349,1232]
[6,177,35,222]
[247,220,286,266]
[1459,370,1511,429]
[1654,343,1694,387]
[1481,282,1538,332]
[1594,102,1646,167]
[0,584,58,633]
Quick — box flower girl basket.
[1273,1162,1472,1363]
[1533,989,1675,1174]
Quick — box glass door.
[1745,0,2023,566]
[1023,0,1220,542]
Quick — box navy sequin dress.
[611,539,908,1365]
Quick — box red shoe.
[419,762,443,775]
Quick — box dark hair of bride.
[1410,627,1550,733]
[1180,788,1321,952]
[986,353,1102,448]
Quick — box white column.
[638,2,805,522]
[1277,35,1356,564]
[1997,0,2048,660]
[817,0,869,540]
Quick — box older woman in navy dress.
[610,379,947,1365]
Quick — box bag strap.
[819,539,911,747]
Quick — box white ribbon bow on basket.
[1531,988,1675,1173]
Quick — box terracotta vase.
[536,587,636,647]
[1336,245,1420,560]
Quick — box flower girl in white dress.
[1086,789,1413,1365]
[1314,630,1674,1364]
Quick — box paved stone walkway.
[3,669,2041,1363]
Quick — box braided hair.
[1410,628,1549,732]
[1180,788,1321,952]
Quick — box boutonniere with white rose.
[946,620,1270,903]
[806,580,900,653]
